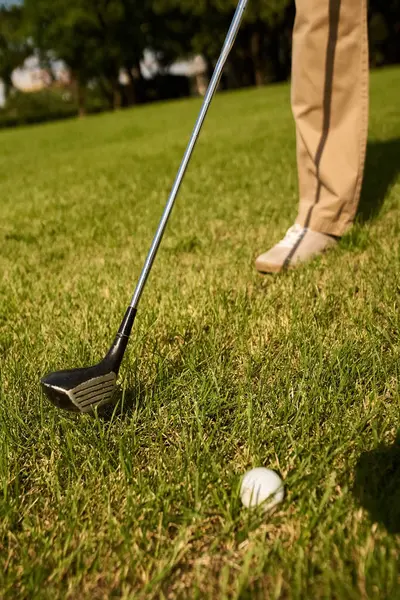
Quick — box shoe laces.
[277,224,307,249]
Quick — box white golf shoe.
[255,224,338,274]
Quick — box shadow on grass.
[96,345,189,422]
[353,435,400,534]
[357,137,400,223]
[96,383,146,421]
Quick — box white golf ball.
[240,467,284,511]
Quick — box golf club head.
[41,361,117,413]
[41,307,136,413]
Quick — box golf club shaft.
[130,0,248,310]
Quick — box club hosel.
[117,306,137,337]
[105,306,137,372]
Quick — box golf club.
[41,0,248,413]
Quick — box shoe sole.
[255,260,293,274]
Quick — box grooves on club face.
[41,363,117,413]
[40,307,137,413]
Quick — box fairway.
[0,67,399,599]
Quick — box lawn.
[0,67,399,599]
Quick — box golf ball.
[240,467,284,511]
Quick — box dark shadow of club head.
[357,137,400,223]
[353,434,400,534]
[94,343,189,423]
[95,382,146,422]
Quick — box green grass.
[0,66,399,599]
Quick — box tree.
[25,0,103,115]
[85,0,153,109]
[238,0,295,85]
[368,0,400,66]
[0,5,31,101]
[154,0,234,74]
[154,0,294,86]
[24,0,171,112]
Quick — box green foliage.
[0,89,75,127]
[368,0,400,66]
[0,4,30,99]
[154,0,294,86]
[0,87,109,128]
[24,0,101,82]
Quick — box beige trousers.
[292,0,369,237]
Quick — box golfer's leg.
[293,0,369,237]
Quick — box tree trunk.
[250,28,265,87]
[203,55,214,83]
[268,22,292,83]
[70,71,86,117]
[98,77,113,110]
[77,81,86,117]
[112,80,122,110]
[3,74,13,102]
[125,68,137,106]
